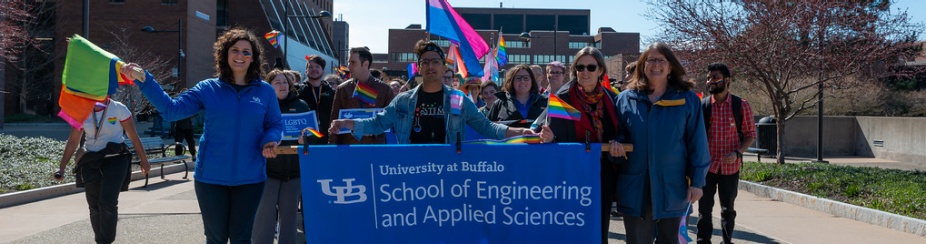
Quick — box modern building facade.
[1,0,342,119]
[376,7,639,81]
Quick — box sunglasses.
[574,64,598,72]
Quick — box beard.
[708,84,726,94]
[308,72,323,81]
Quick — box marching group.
[57,27,754,244]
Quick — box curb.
[740,180,926,237]
[0,163,191,208]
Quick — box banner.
[281,111,319,140]
[300,143,601,243]
[337,108,386,134]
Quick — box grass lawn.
[741,161,926,220]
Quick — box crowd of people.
[59,26,754,244]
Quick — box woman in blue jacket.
[122,27,283,244]
[615,42,711,244]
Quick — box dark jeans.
[173,128,196,158]
[623,206,682,244]
[697,171,739,244]
[83,155,130,244]
[601,158,617,244]
[194,180,265,244]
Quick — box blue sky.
[333,0,926,53]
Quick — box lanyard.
[91,101,109,139]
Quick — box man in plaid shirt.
[696,63,756,244]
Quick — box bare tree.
[103,26,174,118]
[648,0,924,163]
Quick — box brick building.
[375,7,639,81]
[2,0,340,119]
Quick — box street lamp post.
[141,18,184,88]
[283,2,331,69]
[520,24,559,64]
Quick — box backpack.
[702,95,744,142]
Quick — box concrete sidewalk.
[2,171,925,243]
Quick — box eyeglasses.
[646,58,667,65]
[574,64,598,72]
[513,75,532,82]
[419,58,443,67]
[548,71,564,75]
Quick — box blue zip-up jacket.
[614,87,710,219]
[135,71,284,186]
[352,84,508,143]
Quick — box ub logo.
[317,178,367,204]
[250,96,262,105]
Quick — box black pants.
[194,180,264,244]
[600,158,617,244]
[697,171,739,244]
[174,128,196,158]
[83,155,130,244]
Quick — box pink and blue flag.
[450,89,464,115]
[679,203,693,243]
[426,0,488,77]
[407,63,417,79]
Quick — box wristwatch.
[733,150,743,158]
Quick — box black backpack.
[701,95,744,142]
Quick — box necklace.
[310,84,322,105]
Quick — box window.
[507,41,528,48]
[569,42,589,49]
[433,40,451,47]
[509,55,530,65]
[392,53,417,62]
[594,41,601,49]
[162,0,178,4]
[109,0,125,3]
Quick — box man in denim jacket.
[329,40,535,143]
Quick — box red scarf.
[569,83,619,143]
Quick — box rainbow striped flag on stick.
[464,134,542,144]
[352,81,378,105]
[264,30,280,48]
[547,94,581,121]
[58,34,134,129]
[303,127,324,138]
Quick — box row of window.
[110,0,176,4]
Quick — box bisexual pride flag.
[427,0,488,77]
[352,81,378,106]
[58,34,133,129]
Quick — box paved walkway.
[1,168,924,244]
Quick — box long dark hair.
[214,27,264,83]
[627,42,693,92]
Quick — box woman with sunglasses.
[486,64,546,128]
[614,42,710,243]
[535,47,627,244]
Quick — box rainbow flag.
[264,30,280,48]
[464,135,542,144]
[496,34,508,66]
[304,127,324,138]
[336,65,350,79]
[352,81,378,105]
[426,0,487,77]
[448,43,469,78]
[58,34,133,129]
[548,94,581,121]
[450,89,464,115]
[601,74,620,94]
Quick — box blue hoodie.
[135,72,283,186]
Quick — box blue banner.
[281,111,318,140]
[300,143,601,244]
[337,108,386,134]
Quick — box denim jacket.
[352,84,508,143]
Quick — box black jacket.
[486,92,547,128]
[298,81,335,144]
[267,92,311,180]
